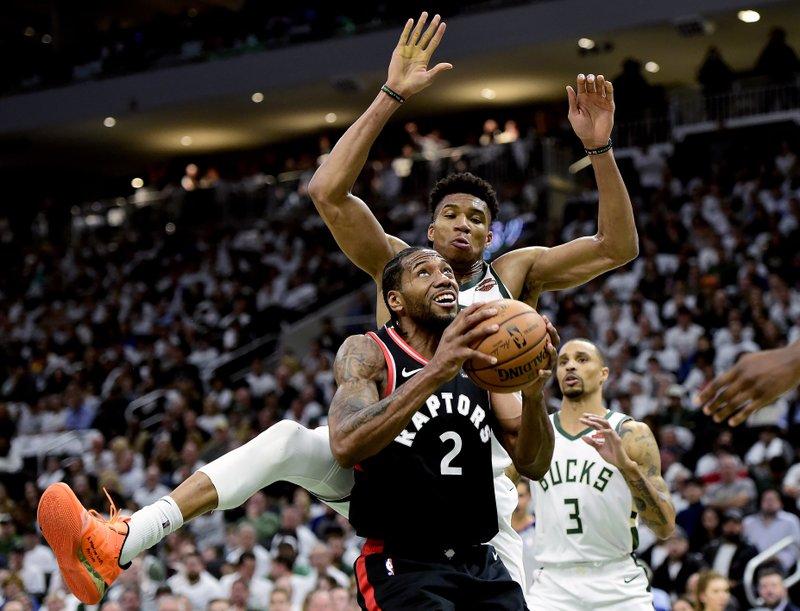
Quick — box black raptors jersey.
[348,324,499,547]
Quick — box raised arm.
[329,303,498,468]
[581,416,675,539]
[493,74,638,306]
[307,12,453,280]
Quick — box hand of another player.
[430,302,499,380]
[386,12,453,100]
[579,414,634,470]
[695,347,800,426]
[521,315,559,396]
[566,74,615,149]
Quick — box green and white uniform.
[457,262,528,590]
[527,410,653,610]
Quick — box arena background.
[0,1,799,610]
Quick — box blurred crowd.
[1,81,800,611]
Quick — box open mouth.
[432,291,457,307]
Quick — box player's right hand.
[430,302,498,379]
[386,12,453,100]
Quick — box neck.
[454,259,485,287]
[559,393,606,433]
[394,322,441,359]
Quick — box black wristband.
[381,84,406,104]
[584,138,613,156]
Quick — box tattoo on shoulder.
[334,336,384,385]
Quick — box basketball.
[463,299,551,393]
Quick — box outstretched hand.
[695,347,800,426]
[386,12,453,100]
[566,74,615,149]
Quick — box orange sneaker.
[38,483,130,604]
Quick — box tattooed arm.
[617,421,676,538]
[329,304,500,468]
[581,416,676,539]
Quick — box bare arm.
[581,416,675,539]
[307,13,452,279]
[329,303,498,468]
[696,340,800,426]
[493,74,638,306]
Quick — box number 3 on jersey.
[564,498,583,534]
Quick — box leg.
[199,422,353,512]
[38,421,353,604]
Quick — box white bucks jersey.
[532,410,638,563]
[458,262,514,478]
[458,261,512,307]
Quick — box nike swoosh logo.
[624,574,640,584]
[492,551,498,561]
[401,367,423,377]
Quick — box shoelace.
[87,487,128,527]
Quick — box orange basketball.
[463,299,550,393]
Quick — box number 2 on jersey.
[564,498,583,534]
[439,431,463,475]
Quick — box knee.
[259,420,308,465]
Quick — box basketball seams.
[464,312,547,373]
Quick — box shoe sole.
[38,483,106,604]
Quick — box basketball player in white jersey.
[528,338,675,610]
[37,11,637,603]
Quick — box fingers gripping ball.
[464,299,550,393]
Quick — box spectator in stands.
[652,526,706,600]
[226,523,271,579]
[268,587,292,611]
[704,453,757,514]
[677,477,707,542]
[757,565,800,611]
[753,27,800,96]
[783,459,800,512]
[701,509,758,608]
[219,552,271,611]
[165,550,224,611]
[697,46,734,121]
[742,489,800,574]
[695,569,733,611]
[665,306,705,366]
[611,58,654,145]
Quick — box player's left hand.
[566,74,615,149]
[579,413,634,470]
[386,12,453,100]
[520,315,559,396]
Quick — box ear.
[485,228,493,247]
[427,222,435,243]
[386,290,404,318]
[599,366,609,385]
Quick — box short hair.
[559,338,607,366]
[758,563,785,582]
[238,551,256,564]
[381,246,433,322]
[429,172,499,222]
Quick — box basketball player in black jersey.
[329,247,555,610]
